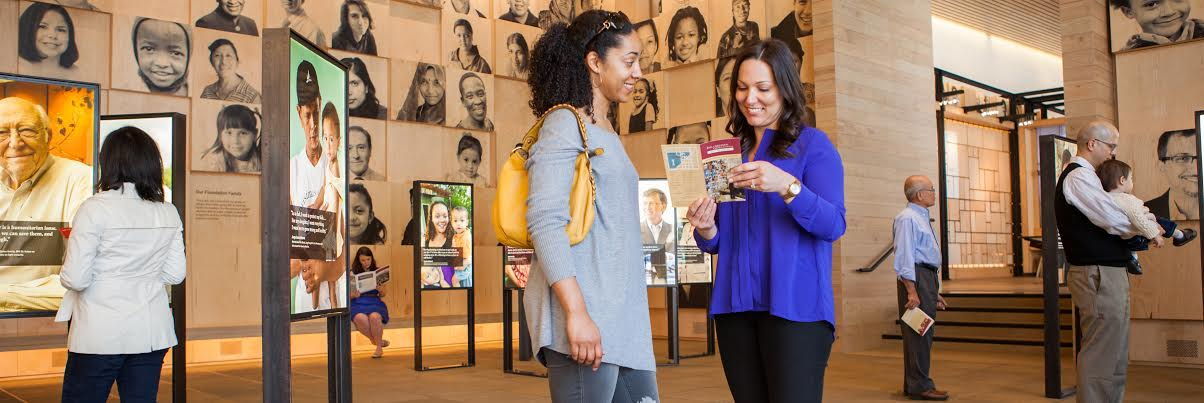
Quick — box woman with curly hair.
[686,39,845,402]
[524,9,659,402]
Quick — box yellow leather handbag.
[493,104,601,249]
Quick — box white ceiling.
[931,0,1062,56]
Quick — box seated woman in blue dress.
[349,246,390,358]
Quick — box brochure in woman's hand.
[660,139,746,207]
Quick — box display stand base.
[503,288,548,378]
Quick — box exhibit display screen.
[502,246,533,289]
[415,181,474,290]
[287,34,349,318]
[638,179,677,286]
[99,116,177,202]
[0,73,98,316]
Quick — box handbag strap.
[513,104,604,160]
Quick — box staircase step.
[886,323,1070,342]
[938,296,1072,309]
[939,310,1070,324]
[882,334,1073,348]
[894,320,1071,330]
[943,306,1071,314]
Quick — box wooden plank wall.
[819,0,939,352]
[1059,0,1116,134]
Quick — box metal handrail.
[856,245,895,273]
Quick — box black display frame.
[1197,110,1204,318]
[0,72,100,319]
[1038,134,1078,399]
[411,180,476,371]
[99,112,188,402]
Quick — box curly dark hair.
[527,10,634,120]
[1108,0,1132,8]
[725,39,811,160]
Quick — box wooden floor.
[1,341,1200,402]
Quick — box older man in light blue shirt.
[892,175,948,401]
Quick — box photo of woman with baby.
[415,182,474,289]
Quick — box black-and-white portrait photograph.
[495,21,540,80]
[1109,0,1204,52]
[271,0,326,46]
[664,5,711,66]
[714,56,734,117]
[1146,128,1200,220]
[193,28,262,103]
[802,81,816,127]
[46,0,111,12]
[618,73,666,134]
[192,99,262,174]
[715,0,766,58]
[330,0,379,55]
[633,19,663,73]
[769,0,811,64]
[667,121,711,144]
[444,15,493,74]
[332,51,389,119]
[447,69,495,132]
[349,181,391,245]
[347,118,387,181]
[537,0,576,29]
[497,0,544,27]
[112,16,192,96]
[444,131,492,187]
[193,0,260,36]
[16,2,110,85]
[446,0,488,18]
[393,61,447,125]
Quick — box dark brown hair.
[1097,159,1132,192]
[725,39,811,159]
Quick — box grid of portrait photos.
[414,181,474,290]
[0,72,97,317]
[287,33,349,318]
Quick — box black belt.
[916,263,939,272]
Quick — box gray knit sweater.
[522,109,655,371]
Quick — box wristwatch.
[783,180,802,199]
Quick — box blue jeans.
[1126,217,1177,252]
[542,348,659,403]
[62,349,168,403]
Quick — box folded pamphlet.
[660,139,746,208]
[901,307,934,336]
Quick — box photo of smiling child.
[115,17,192,96]
[195,102,262,173]
[17,2,109,85]
[446,133,487,186]
[666,5,710,67]
[415,182,473,290]
[1110,0,1204,51]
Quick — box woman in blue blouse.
[687,39,846,403]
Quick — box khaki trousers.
[1067,265,1129,403]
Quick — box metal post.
[260,29,292,403]
[327,315,352,403]
[518,289,533,361]
[467,288,476,366]
[1039,136,1074,399]
[502,288,513,373]
[1009,95,1025,276]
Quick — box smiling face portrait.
[347,126,372,178]
[1151,129,1201,219]
[17,2,110,84]
[0,98,52,189]
[667,6,708,65]
[1109,0,1204,51]
[132,18,191,95]
[19,4,75,67]
[635,21,660,72]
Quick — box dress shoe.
[930,389,949,396]
[1126,257,1143,276]
[1174,229,1198,247]
[908,390,949,401]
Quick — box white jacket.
[1108,191,1164,240]
[55,183,186,354]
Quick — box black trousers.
[897,265,939,395]
[714,311,834,403]
[62,348,168,403]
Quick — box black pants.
[62,349,168,403]
[714,311,834,403]
[897,266,939,395]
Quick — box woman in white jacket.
[56,126,186,402]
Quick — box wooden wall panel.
[1060,0,1115,135]
[823,0,938,353]
[1114,41,1204,321]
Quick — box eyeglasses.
[1160,154,1199,165]
[1093,138,1118,151]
